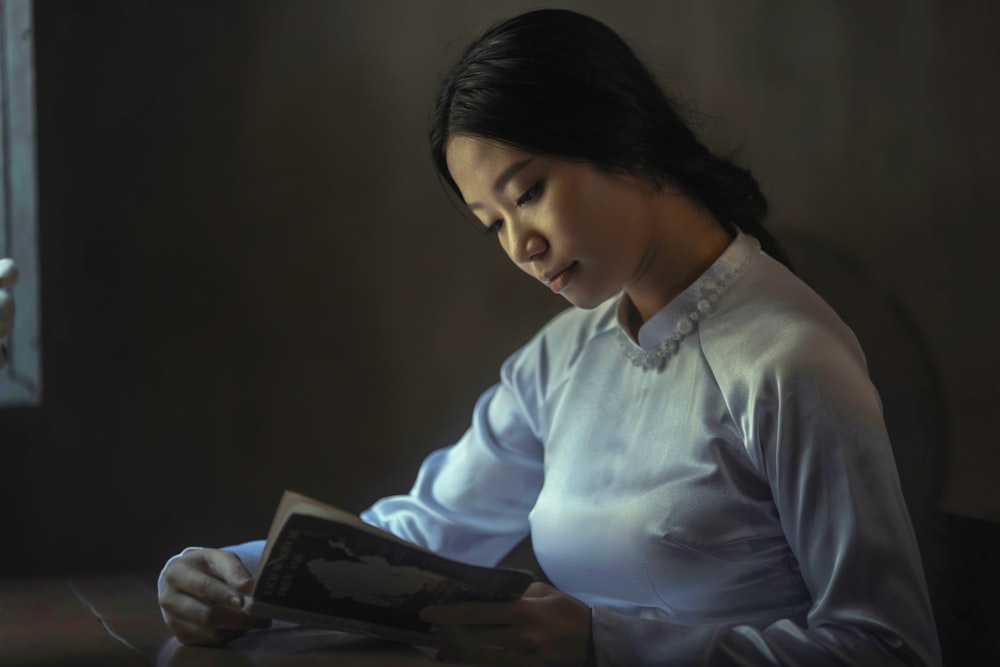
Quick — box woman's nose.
[507,223,548,265]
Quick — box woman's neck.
[624,193,733,331]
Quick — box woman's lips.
[546,262,576,293]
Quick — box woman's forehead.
[445,136,535,190]
[446,135,529,167]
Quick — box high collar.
[616,232,761,351]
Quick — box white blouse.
[219,233,940,665]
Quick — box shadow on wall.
[775,229,999,664]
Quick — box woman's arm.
[361,375,545,566]
[587,325,941,666]
[156,340,547,645]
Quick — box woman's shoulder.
[700,251,889,459]
[702,252,869,379]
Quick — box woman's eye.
[485,219,504,236]
[516,181,543,207]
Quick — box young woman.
[159,10,940,665]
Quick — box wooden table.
[0,574,437,666]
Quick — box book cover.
[246,491,535,646]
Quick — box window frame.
[0,0,41,406]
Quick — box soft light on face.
[445,135,662,309]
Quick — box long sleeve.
[156,347,546,600]
[587,302,941,665]
[360,358,546,567]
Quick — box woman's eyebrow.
[467,158,535,210]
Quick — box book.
[245,490,536,647]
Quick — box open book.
[245,490,536,647]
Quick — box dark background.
[1,2,997,654]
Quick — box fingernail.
[229,595,243,608]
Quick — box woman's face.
[445,135,663,309]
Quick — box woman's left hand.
[420,581,593,666]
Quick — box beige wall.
[1,0,996,575]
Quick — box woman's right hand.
[158,548,269,645]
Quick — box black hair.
[429,8,791,268]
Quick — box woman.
[159,10,940,665]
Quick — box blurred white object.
[0,258,18,368]
[0,258,18,287]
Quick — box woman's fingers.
[166,550,253,607]
[200,548,256,593]
[159,549,260,646]
[161,589,262,646]
[161,590,253,630]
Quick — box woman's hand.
[420,581,593,666]
[158,548,269,645]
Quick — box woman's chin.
[561,289,616,310]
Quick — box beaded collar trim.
[616,234,761,370]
